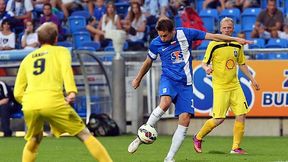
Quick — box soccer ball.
[137,124,158,144]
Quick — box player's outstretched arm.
[205,33,253,45]
[132,57,153,89]
[239,64,260,91]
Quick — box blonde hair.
[37,22,58,45]
[220,17,234,27]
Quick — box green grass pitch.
[0,135,287,162]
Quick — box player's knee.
[77,127,92,142]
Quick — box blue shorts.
[158,76,194,116]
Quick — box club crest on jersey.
[233,48,238,57]
[171,50,184,63]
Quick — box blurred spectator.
[278,24,288,39]
[0,0,13,25]
[21,20,39,49]
[33,0,50,12]
[6,0,33,26]
[124,2,146,50]
[97,1,121,47]
[167,0,185,19]
[40,3,64,40]
[0,80,21,137]
[0,19,15,50]
[238,31,248,50]
[225,0,259,11]
[88,0,106,21]
[53,0,82,20]
[143,0,169,25]
[203,0,225,12]
[86,16,104,42]
[251,0,283,38]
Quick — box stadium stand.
[199,9,218,32]
[68,16,87,34]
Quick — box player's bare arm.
[201,62,213,75]
[132,57,153,89]
[205,33,253,45]
[239,64,260,90]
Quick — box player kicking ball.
[193,17,260,155]
[128,18,253,162]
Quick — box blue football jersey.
[148,27,206,85]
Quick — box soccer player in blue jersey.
[127,18,252,162]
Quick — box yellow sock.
[196,118,217,140]
[232,121,245,150]
[22,140,39,162]
[84,135,113,162]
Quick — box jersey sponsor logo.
[233,48,238,58]
[171,50,184,63]
[226,59,235,69]
[193,64,255,113]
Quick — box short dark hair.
[43,3,52,9]
[155,18,174,32]
[1,19,11,28]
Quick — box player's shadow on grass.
[207,150,226,154]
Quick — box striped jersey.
[148,27,206,85]
[203,41,245,91]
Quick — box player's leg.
[128,77,175,154]
[22,110,44,162]
[47,106,113,161]
[22,133,43,162]
[230,88,248,154]
[194,90,230,153]
[165,113,190,162]
[0,103,12,137]
[77,128,113,162]
[165,83,193,161]
[128,95,172,153]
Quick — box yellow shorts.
[212,87,249,118]
[23,105,85,141]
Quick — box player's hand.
[132,78,141,89]
[236,37,253,45]
[251,79,260,91]
[205,67,213,75]
[66,92,76,104]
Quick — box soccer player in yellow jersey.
[193,17,260,154]
[14,22,113,162]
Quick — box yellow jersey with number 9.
[14,45,77,110]
[202,41,245,91]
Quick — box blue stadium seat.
[248,38,265,49]
[68,16,87,34]
[115,2,129,18]
[255,53,267,60]
[267,53,288,59]
[80,41,101,51]
[72,31,91,48]
[57,41,73,47]
[199,9,218,32]
[241,8,260,31]
[265,38,287,48]
[196,0,205,12]
[233,24,241,36]
[71,10,90,20]
[219,8,241,24]
[197,40,210,50]
[174,15,182,27]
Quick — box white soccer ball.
[137,124,158,144]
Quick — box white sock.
[146,106,165,127]
[166,125,188,160]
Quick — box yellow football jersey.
[202,41,245,91]
[14,45,77,110]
